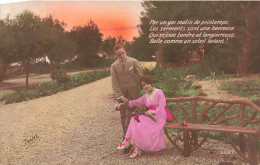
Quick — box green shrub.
[50,69,69,83]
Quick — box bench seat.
[164,123,257,134]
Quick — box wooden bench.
[164,97,260,165]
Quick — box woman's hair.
[113,44,124,52]
[139,75,153,89]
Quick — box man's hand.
[145,110,155,116]
[116,103,128,110]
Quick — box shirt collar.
[119,56,127,62]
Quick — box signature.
[24,134,39,149]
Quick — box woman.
[116,75,173,158]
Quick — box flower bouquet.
[131,107,157,122]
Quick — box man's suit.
[111,56,143,136]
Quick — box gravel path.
[0,76,248,165]
[193,74,260,100]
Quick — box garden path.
[193,73,260,101]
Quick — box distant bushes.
[0,69,110,104]
[30,61,50,74]
[61,56,114,71]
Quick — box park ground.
[0,62,259,165]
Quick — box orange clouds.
[99,16,137,40]
[0,1,143,41]
[43,1,142,41]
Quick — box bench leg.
[191,131,198,146]
[239,133,246,154]
[249,134,257,165]
[183,130,191,157]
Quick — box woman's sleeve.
[128,95,145,108]
[154,89,167,115]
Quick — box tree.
[8,11,45,88]
[0,19,16,82]
[128,5,157,62]
[102,36,116,57]
[41,15,77,73]
[129,35,156,61]
[101,35,132,59]
[69,20,103,57]
[231,2,260,76]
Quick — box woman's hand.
[145,110,155,116]
[116,103,128,110]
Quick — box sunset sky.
[0,1,144,41]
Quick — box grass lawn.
[218,80,260,106]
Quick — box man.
[111,44,143,153]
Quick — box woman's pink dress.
[125,89,167,152]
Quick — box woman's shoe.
[129,148,141,158]
[117,138,130,150]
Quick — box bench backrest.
[166,96,260,129]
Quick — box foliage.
[102,36,117,56]
[163,44,190,62]
[8,11,44,63]
[67,69,110,87]
[205,42,238,74]
[0,70,110,104]
[127,10,157,61]
[134,1,260,75]
[41,15,77,73]
[142,66,208,98]
[69,20,103,57]
[144,64,235,86]
[129,35,157,61]
[1,11,115,86]
[61,56,114,71]
[102,35,131,58]
[0,19,16,63]
[0,19,16,82]
[7,11,48,88]
[50,69,69,83]
[3,69,24,80]
[30,61,49,74]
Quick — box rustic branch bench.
[164,97,260,165]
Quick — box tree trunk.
[49,60,54,74]
[155,43,166,67]
[25,62,30,89]
[234,2,257,77]
[0,63,8,82]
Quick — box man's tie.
[122,60,125,70]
